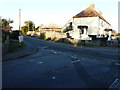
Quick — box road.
[2,36,120,88]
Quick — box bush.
[2,30,10,43]
[39,33,45,39]
[45,38,51,41]
[8,40,25,53]
[73,42,78,46]
[55,38,72,45]
[10,31,19,40]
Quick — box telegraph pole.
[18,9,23,43]
[19,9,21,35]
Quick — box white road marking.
[115,62,120,66]
[42,46,48,49]
[49,49,61,54]
[51,50,54,52]
[71,55,77,59]
[57,52,61,54]
[71,60,80,63]
[29,59,34,61]
[109,78,120,88]
[37,62,43,64]
[82,58,85,60]
[51,76,56,79]
[71,56,74,58]
[73,57,77,59]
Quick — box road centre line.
[71,60,80,63]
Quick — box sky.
[0,0,119,32]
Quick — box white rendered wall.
[98,18,111,35]
[73,17,99,35]
[62,16,111,40]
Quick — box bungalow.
[62,4,113,42]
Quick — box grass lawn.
[8,40,25,53]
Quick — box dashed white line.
[71,55,77,59]
[42,46,48,49]
[37,62,43,64]
[82,58,85,60]
[29,59,34,61]
[115,62,120,66]
[71,60,80,63]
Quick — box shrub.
[10,31,19,40]
[8,40,25,53]
[39,33,45,39]
[45,37,51,41]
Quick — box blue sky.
[0,0,119,32]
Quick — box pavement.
[2,37,38,61]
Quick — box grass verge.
[8,40,25,53]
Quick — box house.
[62,4,113,42]
[42,27,66,40]
[34,25,66,40]
[27,31,35,36]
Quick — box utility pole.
[19,9,21,35]
[18,9,23,43]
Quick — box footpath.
[2,39,38,62]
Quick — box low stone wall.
[45,31,67,40]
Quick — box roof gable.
[73,4,111,25]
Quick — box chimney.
[89,4,95,9]
[99,11,102,16]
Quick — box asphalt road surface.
[2,36,120,88]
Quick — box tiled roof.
[73,4,111,25]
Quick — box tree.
[117,33,120,36]
[0,18,13,32]
[0,17,13,43]
[21,21,35,35]
[24,21,35,31]
[21,26,28,35]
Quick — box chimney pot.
[89,4,95,9]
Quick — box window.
[78,26,88,34]
[69,22,73,30]
[80,29,84,34]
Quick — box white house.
[62,4,112,41]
